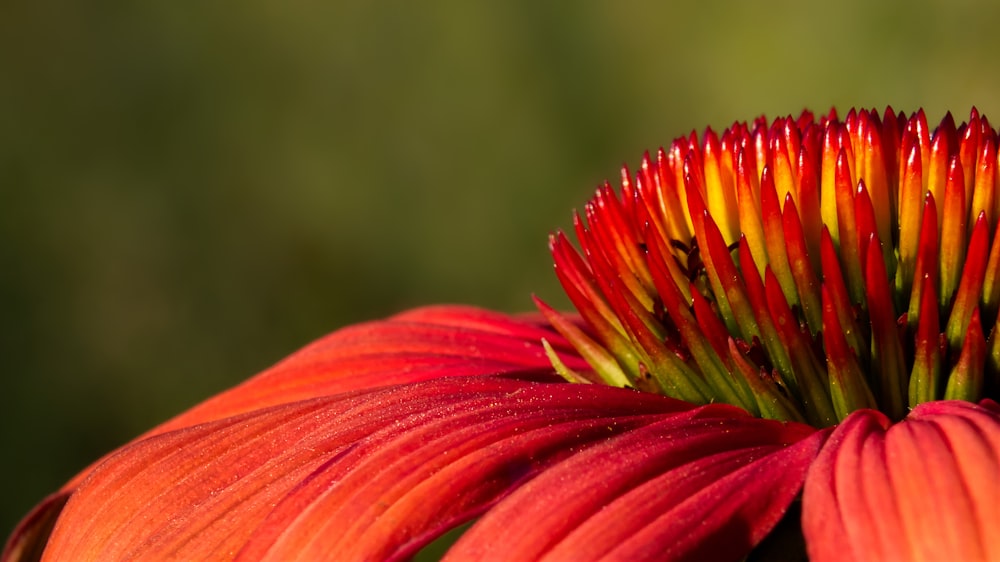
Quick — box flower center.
[538,107,1000,427]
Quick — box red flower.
[5,108,1000,561]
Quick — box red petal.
[446,406,824,561]
[124,306,584,451]
[4,306,588,556]
[38,378,695,561]
[803,401,1000,561]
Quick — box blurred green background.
[4,0,1000,539]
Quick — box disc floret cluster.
[538,107,1000,427]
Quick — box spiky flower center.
[539,107,1000,427]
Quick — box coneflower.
[4,108,998,562]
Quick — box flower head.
[539,107,1000,426]
[4,108,1000,562]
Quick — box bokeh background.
[4,0,1000,540]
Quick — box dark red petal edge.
[0,494,69,562]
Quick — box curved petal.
[39,377,695,561]
[148,305,588,436]
[50,306,584,492]
[1,493,69,562]
[802,400,1000,561]
[445,407,825,561]
[4,306,587,562]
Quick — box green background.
[4,0,1000,540]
